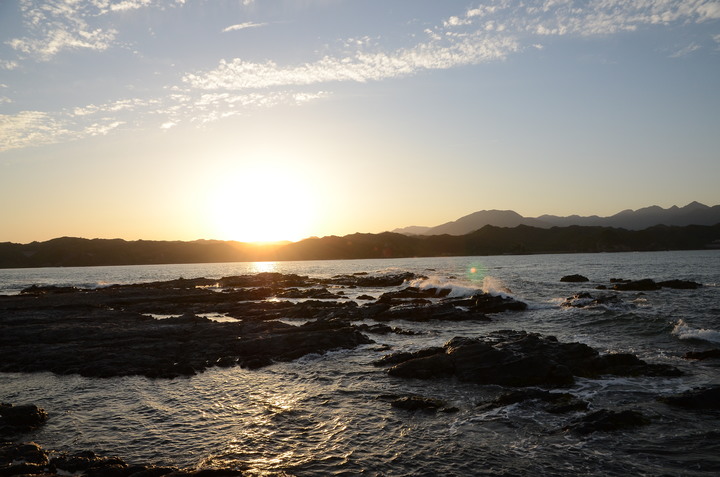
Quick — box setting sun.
[205,162,317,243]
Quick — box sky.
[1,0,719,244]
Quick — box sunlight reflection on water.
[251,261,278,274]
[1,251,719,475]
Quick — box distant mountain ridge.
[2,223,719,269]
[393,202,720,236]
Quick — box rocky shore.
[2,270,718,475]
[0,272,527,379]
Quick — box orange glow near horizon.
[204,161,318,244]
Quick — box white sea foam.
[672,319,720,344]
[407,276,480,297]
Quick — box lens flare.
[466,262,487,283]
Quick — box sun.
[205,163,318,243]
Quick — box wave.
[408,275,512,298]
[672,319,720,344]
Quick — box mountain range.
[392,202,720,236]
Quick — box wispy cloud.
[0,89,328,152]
[222,22,267,33]
[670,42,702,57]
[3,0,718,153]
[0,60,20,70]
[183,0,720,92]
[0,111,73,152]
[7,0,184,61]
[183,32,519,90]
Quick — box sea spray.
[672,319,720,344]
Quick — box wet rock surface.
[659,386,720,410]
[684,349,720,360]
[561,292,630,309]
[378,394,458,413]
[0,441,245,477]
[0,272,530,379]
[563,409,651,435]
[612,278,702,291]
[377,330,682,387]
[0,305,372,378]
[477,389,589,414]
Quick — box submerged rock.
[378,394,458,413]
[477,389,589,414]
[0,441,244,477]
[684,349,720,360]
[560,274,589,283]
[379,330,681,388]
[659,386,720,410]
[561,292,630,309]
[564,409,650,434]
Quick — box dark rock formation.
[561,292,630,309]
[0,441,244,477]
[378,394,458,413]
[613,279,661,291]
[659,386,720,410]
[563,409,650,434]
[0,404,48,431]
[477,389,588,414]
[353,323,417,335]
[374,302,490,322]
[657,279,703,289]
[378,286,451,304]
[0,277,376,378]
[613,278,702,291]
[0,442,50,476]
[322,272,421,287]
[378,330,681,388]
[449,293,528,314]
[560,274,589,283]
[684,349,720,360]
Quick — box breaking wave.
[672,319,720,344]
[408,275,512,298]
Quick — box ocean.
[1,250,719,476]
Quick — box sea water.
[1,250,719,475]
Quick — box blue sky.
[1,0,719,243]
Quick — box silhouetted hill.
[0,237,279,269]
[539,202,720,230]
[2,224,718,269]
[394,202,720,236]
[424,210,548,235]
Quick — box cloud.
[183,32,519,90]
[0,111,73,153]
[444,1,720,37]
[3,0,718,153]
[0,88,329,152]
[183,0,720,93]
[222,22,267,33]
[8,0,184,61]
[670,42,702,57]
[0,60,20,70]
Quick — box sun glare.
[205,162,317,243]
